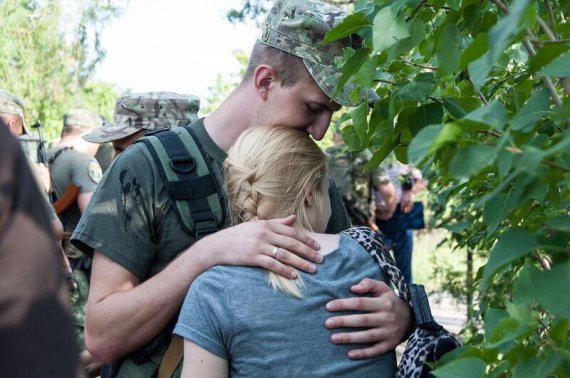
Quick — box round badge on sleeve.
[88,160,102,184]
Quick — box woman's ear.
[253,65,278,100]
[304,184,314,208]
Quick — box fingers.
[347,343,393,359]
[350,278,392,297]
[269,246,317,274]
[326,296,393,314]
[268,220,321,251]
[255,254,298,279]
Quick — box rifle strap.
[157,335,183,378]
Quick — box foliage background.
[232,0,570,375]
[0,0,126,140]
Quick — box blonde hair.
[224,125,328,298]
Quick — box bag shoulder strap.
[138,125,224,239]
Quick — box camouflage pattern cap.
[64,109,103,129]
[0,89,28,133]
[260,0,379,107]
[83,92,200,143]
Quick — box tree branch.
[401,59,437,71]
[406,0,428,22]
[544,0,557,36]
[492,0,565,104]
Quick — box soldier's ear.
[254,65,278,100]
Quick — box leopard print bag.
[343,226,461,378]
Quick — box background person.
[175,125,396,378]
[375,161,427,284]
[82,91,200,158]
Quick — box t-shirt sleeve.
[72,155,102,194]
[174,269,231,360]
[71,144,159,280]
[325,177,351,233]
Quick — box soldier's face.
[256,76,341,141]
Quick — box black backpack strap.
[138,125,224,239]
[342,226,461,378]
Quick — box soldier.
[326,130,394,231]
[83,91,200,158]
[47,108,104,374]
[0,89,66,262]
[72,1,413,376]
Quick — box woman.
[174,126,396,377]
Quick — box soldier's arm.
[86,216,321,362]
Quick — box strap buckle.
[169,156,196,174]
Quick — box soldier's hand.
[324,278,413,359]
[198,215,322,279]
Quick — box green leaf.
[444,221,471,233]
[353,57,377,89]
[509,88,551,132]
[322,12,370,43]
[513,260,570,318]
[449,144,496,179]
[334,48,370,98]
[408,124,441,164]
[487,0,531,65]
[513,262,539,306]
[365,138,394,172]
[484,194,508,236]
[341,126,363,150]
[460,33,489,69]
[463,100,507,130]
[545,215,570,232]
[395,73,436,102]
[350,102,369,145]
[372,7,410,53]
[431,357,486,378]
[468,52,492,89]
[512,355,561,378]
[387,18,426,59]
[484,308,508,341]
[487,317,533,349]
[537,53,570,77]
[528,44,570,74]
[408,103,444,136]
[482,228,538,286]
[436,24,462,76]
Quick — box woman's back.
[175,231,396,377]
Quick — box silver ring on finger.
[272,246,278,259]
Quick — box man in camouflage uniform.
[0,89,66,255]
[72,1,412,376]
[83,91,200,158]
[326,130,393,230]
[47,109,103,359]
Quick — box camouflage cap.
[260,0,379,107]
[64,109,103,129]
[83,92,200,143]
[0,89,29,133]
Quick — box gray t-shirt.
[174,231,396,377]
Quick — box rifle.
[31,120,47,165]
[33,120,81,215]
